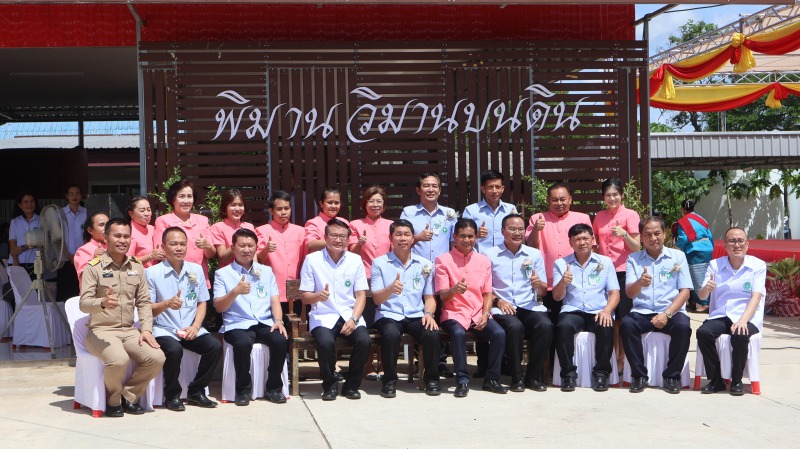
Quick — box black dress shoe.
[264,388,287,404]
[186,392,217,408]
[321,387,338,401]
[438,364,455,378]
[664,378,681,394]
[165,397,185,411]
[473,367,486,378]
[509,380,525,393]
[592,374,609,392]
[701,379,726,394]
[425,381,441,396]
[524,379,547,392]
[105,404,124,418]
[341,387,361,400]
[729,381,745,396]
[560,377,577,392]
[234,392,250,406]
[381,382,397,398]
[629,376,648,393]
[334,371,346,381]
[454,383,469,398]
[121,398,145,415]
[482,379,508,394]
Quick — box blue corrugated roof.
[0,121,139,139]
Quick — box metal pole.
[643,19,653,213]
[129,5,147,195]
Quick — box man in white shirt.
[58,184,86,301]
[300,219,371,401]
[696,227,766,396]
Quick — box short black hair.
[390,219,415,235]
[568,223,593,239]
[66,184,82,194]
[166,179,195,206]
[162,226,187,244]
[104,217,130,235]
[416,172,441,188]
[325,218,351,236]
[480,170,504,186]
[454,218,478,234]
[601,178,623,195]
[231,228,258,246]
[268,190,292,209]
[547,182,572,197]
[83,212,108,243]
[318,187,340,203]
[501,213,525,229]
[639,216,666,234]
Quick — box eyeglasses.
[328,234,349,241]
[367,199,384,205]
[726,238,748,246]
[505,227,526,234]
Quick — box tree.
[706,95,800,132]
[652,170,716,226]
[650,122,674,133]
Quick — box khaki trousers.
[85,328,166,406]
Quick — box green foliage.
[667,19,718,47]
[650,122,674,133]
[620,177,649,218]
[651,171,716,226]
[519,176,551,217]
[767,257,800,292]
[148,166,182,213]
[706,95,800,132]
[197,184,223,225]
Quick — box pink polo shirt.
[525,210,592,288]
[593,205,641,272]
[255,221,306,302]
[434,248,492,330]
[154,212,211,288]
[131,221,157,268]
[207,218,255,269]
[304,213,356,249]
[75,240,106,288]
[350,216,393,278]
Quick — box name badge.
[102,269,113,278]
[127,270,139,276]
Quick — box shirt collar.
[478,199,509,213]
[415,203,444,216]
[387,250,417,268]
[449,247,474,261]
[498,242,527,257]
[546,210,572,221]
[231,260,260,276]
[642,247,674,263]
[162,259,188,278]
[270,220,291,231]
[565,252,600,267]
[322,247,347,266]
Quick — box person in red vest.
[674,200,714,313]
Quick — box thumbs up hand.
[358,230,368,246]
[102,286,119,310]
[454,277,468,294]
[562,264,573,285]
[93,247,106,258]
[638,266,652,287]
[233,274,251,295]
[418,223,434,242]
[390,272,404,295]
[704,273,716,292]
[529,269,541,289]
[168,289,183,310]
[266,236,277,253]
[534,214,546,232]
[478,220,489,239]
[318,283,330,301]
[611,220,627,237]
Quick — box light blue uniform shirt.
[214,260,279,332]
[462,199,517,254]
[485,243,546,314]
[300,249,368,330]
[400,203,457,262]
[371,251,434,322]
[146,260,209,341]
[553,252,619,314]
[704,255,767,330]
[63,205,87,256]
[626,247,693,316]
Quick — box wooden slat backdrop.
[141,41,648,225]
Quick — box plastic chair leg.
[751,381,761,395]
[693,376,701,390]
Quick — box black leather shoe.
[701,379,726,394]
[509,380,525,393]
[438,364,455,378]
[165,397,185,411]
[381,382,397,398]
[121,398,145,415]
[482,379,508,394]
[592,374,609,392]
[629,376,648,393]
[454,383,469,398]
[321,386,338,401]
[729,381,745,396]
[234,392,250,406]
[525,379,547,392]
[473,367,486,378]
[560,377,576,392]
[186,392,217,408]
[341,387,361,400]
[425,381,441,396]
[664,378,681,394]
[264,388,287,404]
[105,404,124,418]
[334,371,345,381]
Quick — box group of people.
[6,170,762,418]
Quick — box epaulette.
[88,257,101,266]
[130,256,142,264]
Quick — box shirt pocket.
[97,278,119,298]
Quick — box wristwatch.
[350,315,360,323]
[665,311,674,319]
[622,231,629,238]
[424,311,435,317]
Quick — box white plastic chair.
[7,266,70,349]
[622,332,691,388]
[143,346,206,408]
[65,297,151,417]
[221,341,289,402]
[694,332,763,395]
[553,331,619,388]
[0,264,12,338]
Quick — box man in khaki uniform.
[80,218,165,417]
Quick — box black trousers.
[56,261,79,302]
[375,317,441,384]
[224,323,288,394]
[156,333,221,400]
[476,309,554,383]
[614,272,632,319]
[554,311,613,379]
[620,312,692,380]
[697,317,759,384]
[442,318,505,385]
[311,318,371,391]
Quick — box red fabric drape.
[746,28,800,55]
